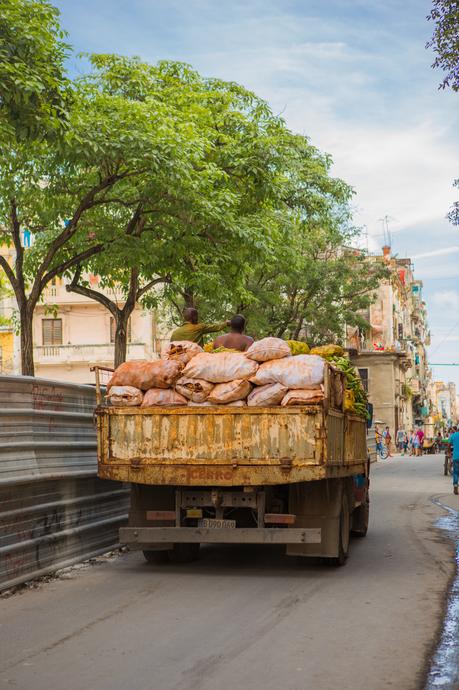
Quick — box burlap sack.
[207,379,252,404]
[182,352,258,383]
[175,377,214,403]
[161,341,203,366]
[247,383,287,407]
[141,388,188,407]
[106,385,143,407]
[249,355,324,389]
[108,359,182,391]
[245,337,291,363]
[281,388,324,406]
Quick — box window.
[358,368,369,393]
[110,317,132,344]
[42,319,62,346]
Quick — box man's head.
[183,307,198,324]
[385,426,389,431]
[230,314,246,333]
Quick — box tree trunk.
[20,303,35,376]
[183,288,196,309]
[114,312,130,369]
[292,315,304,340]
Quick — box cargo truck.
[95,363,370,566]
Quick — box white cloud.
[412,246,459,260]
[431,290,459,311]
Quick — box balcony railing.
[42,285,125,303]
[34,342,151,364]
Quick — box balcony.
[42,284,125,305]
[34,342,151,365]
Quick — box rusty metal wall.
[0,376,129,591]
[105,407,319,464]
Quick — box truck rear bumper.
[120,526,321,546]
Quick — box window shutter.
[42,319,62,346]
[42,319,52,346]
[53,319,62,345]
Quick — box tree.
[65,56,292,358]
[0,55,206,375]
[427,0,459,91]
[427,2,459,225]
[0,0,70,141]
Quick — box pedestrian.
[447,426,459,495]
[212,314,254,352]
[411,429,419,456]
[382,426,392,457]
[435,431,443,454]
[170,308,229,346]
[396,429,405,454]
[402,431,409,456]
[375,424,383,455]
[415,427,425,457]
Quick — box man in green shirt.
[170,308,229,346]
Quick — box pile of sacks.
[106,337,326,409]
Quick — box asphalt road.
[0,454,457,690]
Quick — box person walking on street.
[402,431,409,456]
[410,429,418,456]
[375,424,383,455]
[382,426,392,457]
[447,426,459,495]
[415,427,424,457]
[170,308,229,346]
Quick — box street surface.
[0,454,457,690]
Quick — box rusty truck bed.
[97,404,367,486]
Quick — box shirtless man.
[212,314,254,352]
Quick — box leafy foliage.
[0,0,70,141]
[427,0,459,91]
[0,4,384,372]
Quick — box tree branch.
[31,172,128,303]
[136,274,172,300]
[66,267,120,318]
[40,244,106,292]
[0,254,17,289]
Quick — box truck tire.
[330,492,350,566]
[143,550,169,564]
[168,543,200,563]
[351,497,369,538]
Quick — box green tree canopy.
[0,0,70,141]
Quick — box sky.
[55,0,459,386]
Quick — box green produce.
[310,344,344,357]
[286,340,310,355]
[327,355,368,419]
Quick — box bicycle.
[377,442,389,460]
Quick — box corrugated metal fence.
[0,376,129,591]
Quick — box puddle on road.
[424,498,459,690]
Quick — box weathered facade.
[347,246,431,436]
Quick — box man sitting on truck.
[170,308,229,346]
[212,314,254,352]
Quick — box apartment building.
[429,381,458,427]
[347,246,431,435]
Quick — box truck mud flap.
[120,526,321,545]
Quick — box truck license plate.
[198,518,236,529]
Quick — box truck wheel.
[331,492,350,566]
[168,543,200,563]
[351,497,369,538]
[143,550,169,564]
